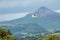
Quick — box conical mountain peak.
[35,6,53,15]
[37,6,52,12]
[39,6,48,9]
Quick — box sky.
[0,0,60,21]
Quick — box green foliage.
[47,35,60,40]
[38,35,60,40]
[0,28,17,40]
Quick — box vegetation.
[0,28,17,40]
[38,35,60,40]
[0,28,60,40]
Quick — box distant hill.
[8,7,60,30]
[54,30,60,33]
[0,6,60,36]
[0,23,48,35]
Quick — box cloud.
[54,9,60,13]
[0,1,18,8]
[0,13,28,21]
[0,0,33,8]
[0,0,54,8]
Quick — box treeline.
[0,28,17,40]
[0,28,60,40]
[38,35,60,40]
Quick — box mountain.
[7,7,60,30]
[0,6,60,35]
[0,23,48,34]
[8,7,53,24]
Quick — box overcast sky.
[0,0,60,21]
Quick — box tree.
[37,35,60,40]
[0,28,17,40]
[48,35,60,40]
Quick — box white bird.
[32,14,38,18]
